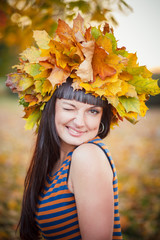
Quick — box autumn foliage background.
[0,1,160,239]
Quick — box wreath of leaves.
[6,14,160,130]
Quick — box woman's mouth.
[66,126,86,137]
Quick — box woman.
[19,78,122,240]
[6,13,159,240]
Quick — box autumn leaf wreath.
[6,14,160,130]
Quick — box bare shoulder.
[72,142,106,162]
[71,142,113,180]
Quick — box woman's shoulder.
[71,137,112,177]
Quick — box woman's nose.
[73,111,85,127]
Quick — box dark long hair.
[18,78,113,239]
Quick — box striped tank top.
[35,136,123,240]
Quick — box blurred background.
[0,0,160,239]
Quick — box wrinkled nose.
[73,111,85,127]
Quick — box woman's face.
[55,98,103,150]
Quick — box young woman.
[7,13,158,240]
[19,78,122,240]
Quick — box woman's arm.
[70,143,114,240]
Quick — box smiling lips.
[66,126,86,137]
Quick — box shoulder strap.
[87,137,113,171]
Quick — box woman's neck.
[59,141,75,164]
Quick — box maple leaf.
[96,35,113,54]
[76,41,95,82]
[6,73,34,93]
[20,47,41,63]
[56,19,75,44]
[73,13,84,35]
[91,27,102,40]
[34,69,51,81]
[49,40,74,69]
[24,63,41,77]
[117,81,137,98]
[24,94,38,103]
[39,61,55,70]
[129,76,160,95]
[125,112,139,124]
[105,32,117,52]
[125,84,137,98]
[119,96,140,113]
[107,80,122,95]
[47,66,70,88]
[139,100,148,117]
[68,43,84,63]
[127,53,139,67]
[92,44,116,80]
[25,107,41,130]
[90,76,106,88]
[75,31,85,43]
[119,71,133,81]
[42,79,53,94]
[33,30,51,49]
[85,27,92,41]
[34,80,44,93]
[107,96,119,107]
[116,103,126,117]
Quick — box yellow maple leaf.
[25,108,41,130]
[107,80,122,95]
[107,96,119,107]
[96,35,113,54]
[34,69,51,80]
[33,30,51,49]
[90,76,106,88]
[42,79,53,94]
[139,100,148,117]
[119,71,133,81]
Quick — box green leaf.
[91,27,101,40]
[33,30,51,49]
[127,66,152,77]
[119,96,140,113]
[34,79,44,93]
[129,76,160,95]
[116,49,128,57]
[19,98,29,107]
[105,32,117,51]
[25,108,41,130]
[24,63,41,77]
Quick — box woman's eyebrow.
[62,101,75,107]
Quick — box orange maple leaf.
[56,19,75,44]
[47,66,70,88]
[92,44,116,81]
[85,27,92,41]
[73,13,84,35]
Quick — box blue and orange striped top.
[35,136,123,239]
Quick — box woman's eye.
[89,109,99,114]
[63,108,74,111]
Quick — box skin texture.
[55,98,114,240]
